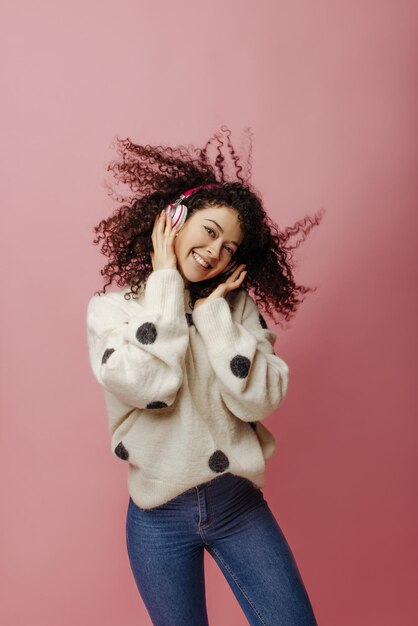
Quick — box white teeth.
[192,251,210,268]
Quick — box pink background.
[1,1,417,624]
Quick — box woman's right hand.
[150,210,178,271]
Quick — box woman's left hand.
[194,263,247,308]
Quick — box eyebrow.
[204,219,240,247]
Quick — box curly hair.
[92,125,325,325]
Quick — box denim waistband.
[182,472,245,494]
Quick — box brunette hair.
[92,125,324,324]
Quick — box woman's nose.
[206,242,222,260]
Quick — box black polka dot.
[136,322,157,344]
[185,312,194,327]
[249,421,257,432]
[259,313,268,329]
[230,355,251,378]
[146,401,168,409]
[114,441,129,460]
[208,450,230,473]
[102,348,115,364]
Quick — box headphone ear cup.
[166,202,188,230]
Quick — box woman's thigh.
[202,476,318,626]
[125,474,318,626]
[125,493,209,626]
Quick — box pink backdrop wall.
[1,1,417,624]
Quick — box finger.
[165,216,177,237]
[154,211,166,241]
[167,229,177,253]
[152,212,161,238]
[230,269,247,286]
[226,264,246,281]
[161,211,173,237]
[232,263,246,273]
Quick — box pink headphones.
[165,184,222,230]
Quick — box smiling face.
[173,204,245,287]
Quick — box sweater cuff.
[192,296,239,344]
[144,269,186,318]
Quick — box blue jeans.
[126,472,318,625]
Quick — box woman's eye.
[204,226,234,255]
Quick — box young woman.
[86,126,323,625]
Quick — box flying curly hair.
[92,125,325,325]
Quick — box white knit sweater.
[86,268,289,509]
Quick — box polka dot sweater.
[86,268,289,509]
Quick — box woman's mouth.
[191,250,211,272]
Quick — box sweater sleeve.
[86,269,189,410]
[191,291,289,422]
